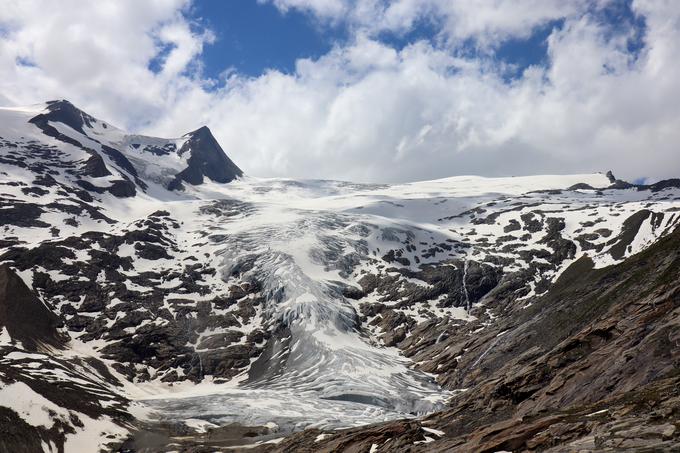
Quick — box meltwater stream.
[141,202,448,434]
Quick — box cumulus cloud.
[263,0,588,47]
[1,0,679,183]
[0,0,211,127]
[265,0,349,20]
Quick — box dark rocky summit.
[168,126,243,190]
[28,100,96,146]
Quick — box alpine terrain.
[0,100,679,452]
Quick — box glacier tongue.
[141,201,447,431]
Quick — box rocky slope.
[269,217,680,452]
[0,101,679,452]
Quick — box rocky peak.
[39,99,96,134]
[181,125,213,151]
[605,170,636,189]
[168,125,243,190]
[605,170,616,183]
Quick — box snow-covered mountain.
[1,101,679,452]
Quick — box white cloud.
[263,0,589,48]
[264,0,349,20]
[1,0,679,183]
[0,0,209,127]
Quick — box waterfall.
[472,335,500,368]
[462,259,471,312]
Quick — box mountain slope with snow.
[1,101,679,451]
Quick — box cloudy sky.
[0,0,678,183]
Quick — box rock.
[107,179,136,198]
[0,264,67,350]
[168,126,242,190]
[197,331,243,350]
[0,201,49,228]
[199,344,257,379]
[609,210,651,260]
[134,242,171,260]
[82,153,111,177]
[503,219,521,232]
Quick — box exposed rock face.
[33,99,96,134]
[0,264,66,351]
[0,345,133,452]
[269,420,429,453]
[0,209,266,384]
[0,265,132,453]
[168,126,243,190]
[82,152,112,178]
[28,100,95,147]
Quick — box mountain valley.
[0,101,679,452]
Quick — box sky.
[0,0,678,183]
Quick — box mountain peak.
[168,125,243,190]
[21,100,244,193]
[46,99,76,109]
[187,125,212,137]
[36,99,96,134]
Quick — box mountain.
[0,101,679,452]
[4,99,242,200]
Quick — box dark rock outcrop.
[82,152,111,177]
[36,100,96,134]
[648,178,680,192]
[28,100,94,148]
[605,170,616,183]
[108,179,137,198]
[0,264,67,351]
[168,126,243,190]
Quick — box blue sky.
[188,1,341,78]
[188,0,554,80]
[1,0,678,183]
[186,0,644,83]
